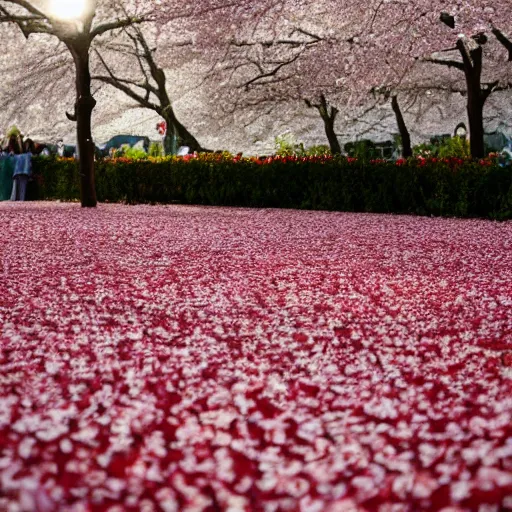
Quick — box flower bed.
[0,202,511,511]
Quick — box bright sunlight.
[50,0,86,20]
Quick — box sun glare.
[50,0,86,20]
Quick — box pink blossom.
[0,202,511,510]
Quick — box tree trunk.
[71,42,97,207]
[162,104,204,153]
[391,95,412,158]
[323,115,341,155]
[175,118,204,153]
[466,80,485,159]
[458,42,486,159]
[309,95,341,155]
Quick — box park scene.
[0,1,512,511]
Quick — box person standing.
[10,139,33,201]
[0,149,15,201]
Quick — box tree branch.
[241,53,302,89]
[492,26,512,61]
[305,93,338,121]
[93,49,159,111]
[90,16,146,40]
[0,4,52,36]
[423,56,464,71]
[456,37,477,72]
[481,80,509,102]
[94,74,159,111]
[0,0,46,18]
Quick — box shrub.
[123,146,147,160]
[414,136,471,158]
[344,140,377,161]
[304,145,331,156]
[413,142,436,157]
[28,154,512,220]
[274,133,305,156]
[148,142,163,157]
[437,137,471,158]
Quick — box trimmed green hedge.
[27,155,512,220]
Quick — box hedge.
[26,155,512,220]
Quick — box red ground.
[0,202,511,512]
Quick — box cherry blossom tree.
[424,34,511,158]
[209,0,512,158]
[206,1,430,156]
[205,2,360,154]
[93,22,207,154]
[348,0,512,158]
[0,0,157,207]
[0,0,259,205]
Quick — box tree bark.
[306,94,341,154]
[457,41,486,159]
[466,84,485,158]
[323,113,341,155]
[175,118,204,153]
[391,95,412,158]
[69,40,97,207]
[153,58,205,152]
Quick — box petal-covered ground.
[0,202,511,512]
